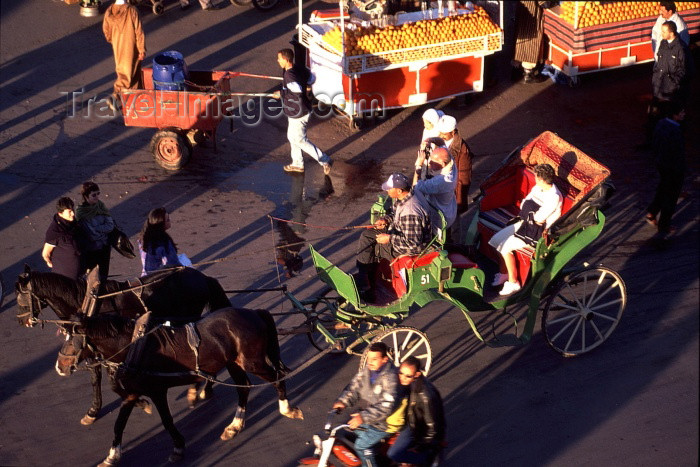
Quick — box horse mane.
[86,314,135,339]
[29,272,85,308]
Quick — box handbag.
[514,199,545,246]
[109,228,136,259]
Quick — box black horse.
[15,265,231,424]
[56,308,304,465]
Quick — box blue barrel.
[152,51,188,91]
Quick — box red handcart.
[119,68,279,170]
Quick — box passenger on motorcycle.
[387,356,446,467]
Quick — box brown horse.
[15,265,231,424]
[56,307,303,465]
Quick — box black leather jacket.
[408,376,446,450]
[652,37,687,101]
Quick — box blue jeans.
[354,424,391,467]
[287,113,329,168]
[387,428,432,465]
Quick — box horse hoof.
[80,414,97,425]
[136,399,152,415]
[168,447,185,463]
[99,446,121,466]
[220,427,240,441]
[199,388,213,401]
[284,407,304,420]
[187,388,198,409]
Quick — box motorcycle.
[298,409,394,467]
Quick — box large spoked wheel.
[150,129,192,170]
[230,0,253,5]
[542,267,626,357]
[251,0,280,11]
[361,327,433,375]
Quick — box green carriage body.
[306,131,624,361]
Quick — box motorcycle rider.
[332,342,401,466]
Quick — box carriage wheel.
[230,0,253,5]
[361,327,433,376]
[251,0,280,11]
[306,288,347,353]
[542,267,626,357]
[150,129,192,170]
[152,1,164,15]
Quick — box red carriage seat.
[390,251,478,298]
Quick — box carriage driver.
[355,173,433,302]
[332,342,402,467]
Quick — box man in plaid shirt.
[356,173,433,302]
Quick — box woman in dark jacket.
[76,182,114,282]
[138,207,182,276]
[42,197,84,280]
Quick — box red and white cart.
[543,1,700,86]
[297,1,503,128]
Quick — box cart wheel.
[251,0,280,11]
[152,1,164,15]
[150,129,192,171]
[230,0,252,5]
[306,288,348,353]
[542,267,626,357]
[361,327,433,375]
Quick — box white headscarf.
[421,109,445,142]
[115,0,126,4]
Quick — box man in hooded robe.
[103,0,146,102]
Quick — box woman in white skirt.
[490,164,563,295]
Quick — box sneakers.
[322,163,331,175]
[499,280,521,296]
[283,164,304,173]
[491,273,508,287]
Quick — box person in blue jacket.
[138,207,182,276]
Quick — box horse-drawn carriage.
[285,130,625,374]
[15,130,625,464]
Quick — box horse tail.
[255,309,289,375]
[205,277,231,313]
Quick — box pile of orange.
[322,5,501,57]
[559,1,700,28]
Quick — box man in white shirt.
[651,1,689,56]
[489,163,562,295]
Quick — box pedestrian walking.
[645,103,686,239]
[272,48,331,175]
[76,182,115,282]
[42,197,84,280]
[103,0,146,105]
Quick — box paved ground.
[0,1,698,466]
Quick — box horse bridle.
[16,280,45,326]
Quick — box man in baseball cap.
[356,172,433,302]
